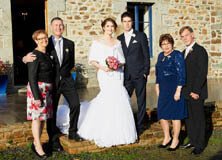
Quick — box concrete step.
[60,123,163,154]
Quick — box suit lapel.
[61,38,67,66]
[119,34,128,57]
[48,36,59,63]
[119,31,136,56]
[182,49,185,59]
[185,43,196,60]
[48,36,55,55]
[127,30,136,51]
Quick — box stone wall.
[153,0,222,78]
[0,0,221,87]
[46,0,222,86]
[0,0,13,63]
[48,0,126,86]
[212,101,222,130]
[0,122,48,150]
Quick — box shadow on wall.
[148,102,216,147]
[178,102,215,146]
[73,63,88,88]
[204,102,215,146]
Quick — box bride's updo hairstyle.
[101,18,117,32]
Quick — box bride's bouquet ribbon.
[105,56,120,70]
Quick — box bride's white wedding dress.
[56,40,137,147]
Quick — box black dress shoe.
[137,130,144,136]
[68,133,84,141]
[167,143,180,151]
[52,144,63,152]
[42,142,52,155]
[180,143,194,149]
[46,141,63,152]
[135,138,139,143]
[191,148,204,155]
[158,139,172,148]
[31,143,48,159]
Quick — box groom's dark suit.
[118,30,150,134]
[46,36,80,147]
[182,43,208,150]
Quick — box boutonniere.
[65,48,69,53]
[189,47,193,53]
[132,40,138,43]
[131,33,136,37]
[50,56,54,60]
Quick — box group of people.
[23,11,208,159]
[156,27,208,155]
[24,17,83,159]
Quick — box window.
[127,2,154,57]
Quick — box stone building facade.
[0,0,221,87]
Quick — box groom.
[117,12,150,136]
[23,17,83,152]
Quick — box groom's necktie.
[55,39,63,66]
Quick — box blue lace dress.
[155,50,187,120]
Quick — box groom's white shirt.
[184,41,195,58]
[124,29,134,47]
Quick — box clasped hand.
[174,90,181,101]
[190,92,199,100]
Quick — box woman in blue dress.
[155,34,187,151]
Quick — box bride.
[57,18,137,147]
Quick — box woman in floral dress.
[27,30,54,158]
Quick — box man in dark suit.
[117,12,150,136]
[23,17,83,152]
[179,26,208,155]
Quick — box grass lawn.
[0,130,222,160]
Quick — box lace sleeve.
[155,53,161,84]
[174,51,186,86]
[88,41,100,64]
[116,43,125,64]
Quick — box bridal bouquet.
[105,56,119,70]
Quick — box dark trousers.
[47,77,80,146]
[124,76,147,133]
[185,99,205,149]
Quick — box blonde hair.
[32,30,48,41]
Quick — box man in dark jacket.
[180,26,208,155]
[23,17,83,153]
[117,12,150,136]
